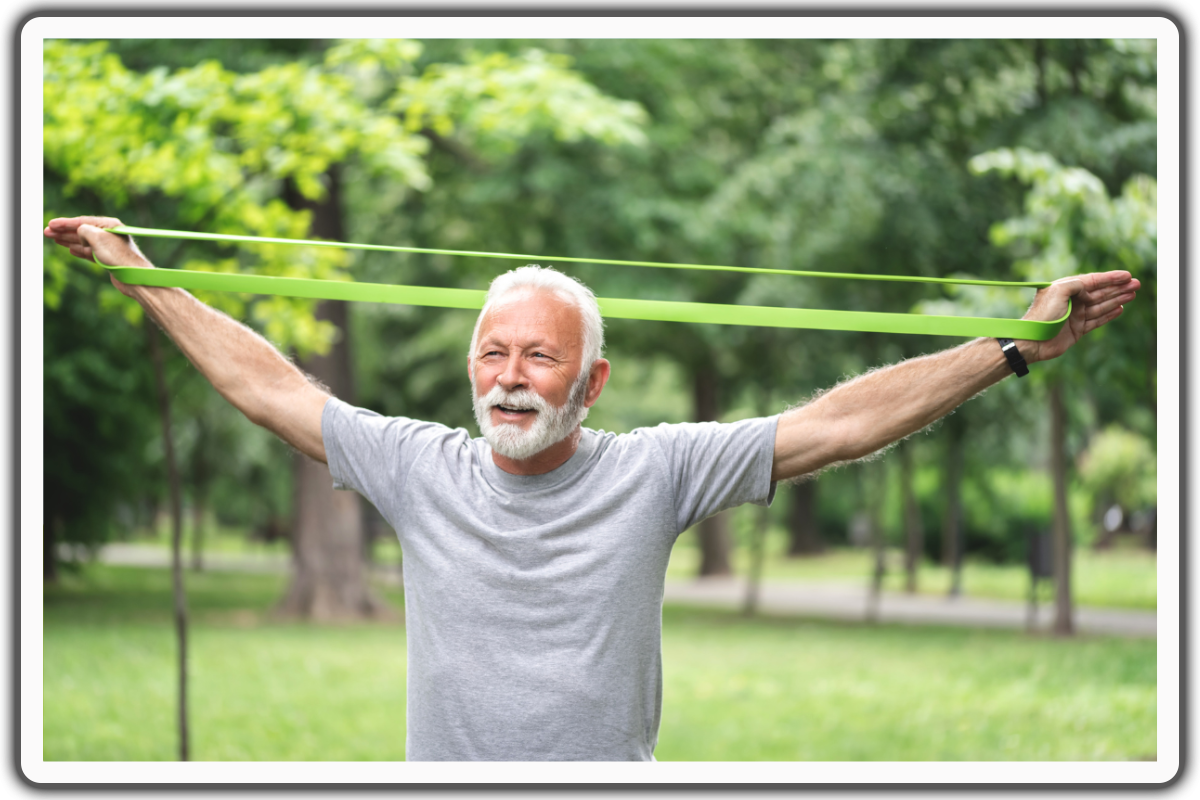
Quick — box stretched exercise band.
[98,225,1069,340]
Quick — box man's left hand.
[1016,270,1141,363]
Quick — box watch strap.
[997,338,1029,377]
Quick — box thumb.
[1051,275,1086,299]
[77,223,102,248]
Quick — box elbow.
[774,417,862,482]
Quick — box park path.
[662,576,1156,638]
[89,543,1156,638]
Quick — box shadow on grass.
[43,564,406,627]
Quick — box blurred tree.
[899,440,924,593]
[969,147,1156,634]
[43,254,158,580]
[942,410,967,597]
[44,37,1157,605]
[43,38,648,617]
[143,316,189,760]
[1077,424,1157,518]
[786,481,823,557]
[864,459,887,623]
[285,41,647,618]
[343,38,1155,582]
[44,38,408,622]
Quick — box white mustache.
[482,386,553,417]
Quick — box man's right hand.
[44,216,150,297]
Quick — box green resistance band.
[100,225,1069,341]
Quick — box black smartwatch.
[997,338,1029,377]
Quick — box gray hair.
[468,265,605,375]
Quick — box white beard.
[472,372,590,461]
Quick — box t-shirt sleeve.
[321,396,450,506]
[644,415,780,533]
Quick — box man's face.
[469,290,593,460]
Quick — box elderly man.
[45,216,1139,761]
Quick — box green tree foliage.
[969,147,1156,400]
[43,38,431,354]
[44,38,1157,573]
[43,264,158,563]
[1077,425,1157,513]
[43,38,650,570]
[349,39,1155,569]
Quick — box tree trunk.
[145,319,188,762]
[1049,381,1074,636]
[190,488,205,573]
[742,505,770,616]
[189,420,207,573]
[900,441,923,594]
[693,365,732,576]
[865,461,886,623]
[786,480,823,556]
[942,414,965,597]
[276,168,389,620]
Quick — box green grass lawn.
[658,606,1155,761]
[666,536,1158,610]
[134,519,1158,611]
[43,565,1156,761]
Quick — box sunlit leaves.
[969,147,1155,282]
[43,39,649,355]
[394,49,648,155]
[1077,424,1157,510]
[43,39,432,354]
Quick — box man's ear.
[584,359,612,408]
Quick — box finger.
[54,237,88,256]
[1074,270,1137,292]
[46,215,123,231]
[1083,293,1135,320]
[77,223,100,245]
[44,218,82,233]
[77,223,120,242]
[1081,286,1138,307]
[1074,284,1139,311]
[1083,304,1124,334]
[49,231,85,246]
[76,224,115,254]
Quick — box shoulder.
[626,416,781,442]
[323,397,467,448]
[622,416,781,461]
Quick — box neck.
[491,426,583,476]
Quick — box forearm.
[773,337,1012,480]
[135,285,307,413]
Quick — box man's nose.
[496,353,525,390]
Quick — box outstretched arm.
[44,216,330,463]
[771,270,1140,482]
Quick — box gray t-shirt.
[322,397,779,761]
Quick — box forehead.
[476,289,584,350]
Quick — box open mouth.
[495,404,535,416]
